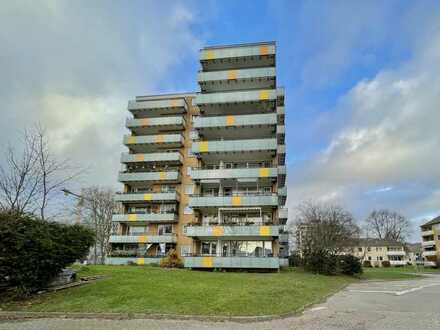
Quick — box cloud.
[288,6,440,241]
[0,1,203,191]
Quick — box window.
[368,256,372,261]
[158,224,173,235]
[367,247,371,252]
[181,245,191,256]
[358,247,362,252]
[201,241,217,256]
[184,184,194,195]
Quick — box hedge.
[0,211,94,295]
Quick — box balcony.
[278,165,286,187]
[126,116,185,135]
[422,250,437,257]
[424,261,437,267]
[128,98,187,117]
[112,213,178,223]
[277,145,286,165]
[422,240,436,247]
[189,194,278,209]
[198,67,276,92]
[279,233,289,243]
[278,207,288,222]
[185,225,279,238]
[193,113,276,130]
[118,170,180,183]
[105,257,162,265]
[389,260,407,266]
[200,42,275,71]
[277,125,285,144]
[190,167,277,181]
[386,250,406,256]
[421,229,434,236]
[192,138,277,155]
[109,234,177,244]
[184,256,279,269]
[277,106,285,124]
[114,192,180,203]
[278,186,287,206]
[120,152,183,165]
[195,89,277,112]
[123,134,184,153]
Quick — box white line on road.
[349,283,440,296]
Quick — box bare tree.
[0,130,42,215]
[0,125,82,219]
[295,201,360,256]
[365,209,410,242]
[80,187,115,264]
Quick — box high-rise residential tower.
[107,41,288,270]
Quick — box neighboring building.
[107,41,288,271]
[406,243,422,265]
[420,216,440,267]
[348,239,408,267]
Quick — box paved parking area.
[2,274,440,330]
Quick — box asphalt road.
[2,274,440,330]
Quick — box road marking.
[307,307,328,312]
[349,283,440,296]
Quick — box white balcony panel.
[114,192,179,203]
[421,230,434,236]
[185,225,280,238]
[123,134,184,153]
[386,251,406,256]
[128,99,186,117]
[422,240,436,247]
[191,167,277,180]
[422,250,437,257]
[189,195,278,208]
[112,213,178,223]
[126,116,185,134]
[118,171,180,183]
[120,152,183,164]
[109,235,176,244]
[389,260,407,266]
[192,138,277,154]
[184,256,279,269]
[195,89,276,106]
[193,113,276,129]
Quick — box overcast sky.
[1,1,439,241]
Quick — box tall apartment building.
[107,41,288,270]
[421,216,440,267]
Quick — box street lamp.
[61,188,90,224]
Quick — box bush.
[159,249,183,268]
[363,260,372,268]
[338,255,363,275]
[0,211,95,294]
[288,252,303,267]
[381,260,391,267]
[302,250,337,275]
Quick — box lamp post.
[62,188,91,224]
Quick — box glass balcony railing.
[120,152,183,164]
[193,113,276,129]
[185,225,280,237]
[109,234,177,244]
[112,213,178,223]
[189,194,278,208]
[184,256,280,269]
[190,167,277,180]
[118,170,180,183]
[192,138,277,154]
[114,191,180,202]
[195,89,276,106]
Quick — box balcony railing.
[389,260,407,266]
[195,89,276,106]
[184,256,280,269]
[193,113,276,129]
[192,138,277,154]
[421,230,434,236]
[200,42,275,63]
[105,257,162,265]
[120,152,183,164]
[422,250,437,257]
[386,250,406,256]
[189,193,278,208]
[184,225,280,237]
[123,134,184,146]
[422,240,436,247]
[114,191,180,202]
[190,167,277,180]
[118,170,180,183]
[128,98,186,113]
[109,234,177,244]
[112,213,178,223]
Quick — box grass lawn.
[361,265,439,281]
[3,265,356,316]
